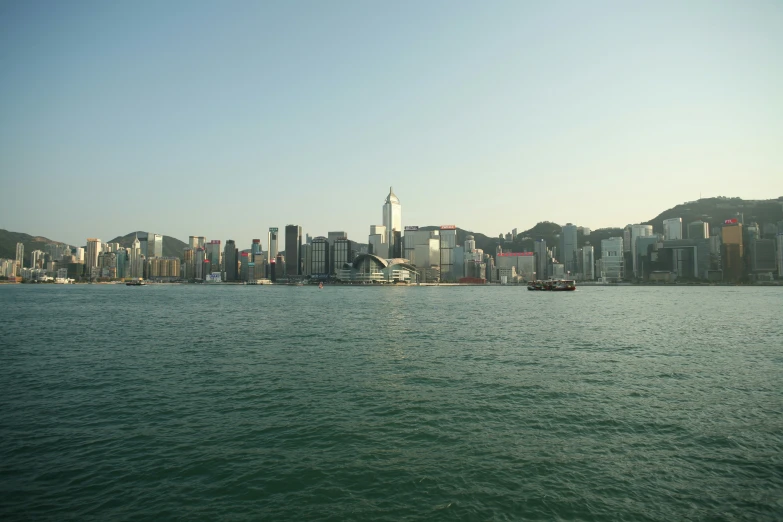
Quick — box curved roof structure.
[352,253,418,273]
[353,253,388,269]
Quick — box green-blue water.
[1,285,781,520]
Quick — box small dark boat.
[528,279,575,291]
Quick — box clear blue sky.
[1,0,781,248]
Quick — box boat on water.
[318,282,324,289]
[527,279,576,291]
[126,279,146,286]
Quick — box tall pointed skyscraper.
[383,187,402,258]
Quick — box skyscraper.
[189,236,206,249]
[327,231,347,247]
[534,239,547,280]
[183,248,195,280]
[439,226,457,281]
[688,221,709,240]
[137,232,148,260]
[116,248,128,279]
[285,225,302,276]
[600,237,624,281]
[332,238,354,274]
[465,235,476,252]
[15,242,24,276]
[777,232,783,277]
[239,252,251,281]
[721,221,743,282]
[383,187,402,259]
[579,245,595,280]
[85,238,101,268]
[403,227,439,267]
[311,237,329,276]
[663,218,683,275]
[301,243,312,276]
[749,239,776,275]
[130,235,143,278]
[30,250,45,269]
[630,224,653,277]
[560,223,578,276]
[224,240,238,281]
[148,234,163,258]
[194,248,207,280]
[268,228,279,260]
[206,240,221,274]
[369,225,386,257]
[663,218,683,240]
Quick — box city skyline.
[2,191,781,252]
[5,184,782,284]
[1,2,782,247]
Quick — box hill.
[644,197,783,235]
[108,232,188,259]
[500,197,783,261]
[0,229,67,264]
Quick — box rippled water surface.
[1,284,782,520]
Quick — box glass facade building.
[285,225,302,276]
[310,237,329,276]
[439,227,457,281]
[333,238,353,274]
[224,240,238,281]
[560,223,578,276]
[206,240,221,274]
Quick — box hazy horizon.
[2,1,782,248]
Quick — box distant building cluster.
[3,189,783,284]
[597,217,783,284]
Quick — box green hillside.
[644,197,783,235]
[0,229,66,265]
[108,232,188,260]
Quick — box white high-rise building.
[129,235,143,278]
[382,187,402,258]
[268,228,279,260]
[75,247,85,263]
[15,242,24,276]
[85,239,102,269]
[663,218,683,240]
[580,245,595,280]
[148,234,163,258]
[30,250,45,269]
[1,258,14,277]
[189,236,206,249]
